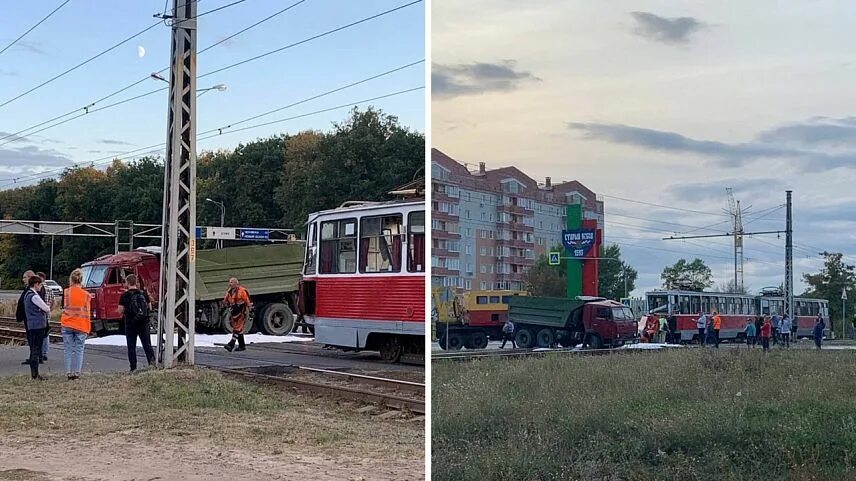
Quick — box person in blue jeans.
[60,269,90,380]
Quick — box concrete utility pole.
[784,190,794,328]
[157,0,198,368]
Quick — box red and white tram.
[646,289,829,342]
[299,199,425,362]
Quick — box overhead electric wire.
[599,193,731,218]
[0,0,262,111]
[0,80,423,189]
[0,59,422,184]
[198,0,422,80]
[0,0,413,149]
[0,0,71,57]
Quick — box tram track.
[0,316,63,345]
[212,365,424,414]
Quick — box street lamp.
[205,198,225,249]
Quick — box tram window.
[303,223,318,275]
[489,296,500,303]
[408,211,425,273]
[359,214,403,273]
[501,296,511,304]
[679,296,690,315]
[319,218,357,274]
[690,296,700,315]
[648,295,667,311]
[476,296,488,304]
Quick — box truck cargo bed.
[195,243,304,301]
[507,296,585,328]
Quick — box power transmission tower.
[157,0,198,368]
[784,190,794,328]
[725,188,744,291]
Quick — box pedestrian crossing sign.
[548,251,560,266]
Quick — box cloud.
[757,117,856,148]
[0,69,16,77]
[630,11,706,45]
[0,145,74,181]
[4,40,45,55]
[97,139,133,146]
[567,122,855,171]
[432,60,540,99]
[667,177,786,204]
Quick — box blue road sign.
[239,228,270,240]
[195,227,203,239]
[548,251,561,265]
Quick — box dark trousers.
[814,336,822,349]
[698,328,705,345]
[762,337,770,352]
[746,336,754,348]
[714,329,720,348]
[26,328,47,379]
[125,320,155,371]
[772,328,779,344]
[781,333,790,348]
[500,333,515,349]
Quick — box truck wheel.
[515,328,535,349]
[221,308,255,335]
[586,334,603,349]
[442,333,464,350]
[468,332,489,349]
[536,328,555,348]
[258,303,295,336]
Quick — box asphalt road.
[0,290,20,301]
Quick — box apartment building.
[431,148,605,291]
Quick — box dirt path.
[0,433,422,481]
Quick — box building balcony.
[496,203,534,216]
[496,272,528,283]
[432,229,462,240]
[504,255,534,265]
[432,190,458,203]
[433,210,459,222]
[432,248,460,258]
[496,238,533,249]
[432,267,460,276]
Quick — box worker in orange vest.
[60,268,91,380]
[224,277,252,352]
[711,311,723,348]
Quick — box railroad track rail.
[0,326,63,346]
[212,365,425,414]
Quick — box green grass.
[433,349,856,481]
[0,368,422,457]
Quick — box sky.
[0,0,425,188]
[432,0,856,296]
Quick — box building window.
[320,218,357,274]
[480,281,487,290]
[481,264,487,274]
[407,211,425,273]
[359,214,403,274]
[480,247,487,256]
[465,279,472,290]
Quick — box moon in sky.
[137,46,146,58]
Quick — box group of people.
[742,313,826,352]
[15,269,253,380]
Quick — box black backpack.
[129,290,149,323]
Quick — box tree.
[802,252,856,335]
[661,258,713,291]
[525,252,566,297]
[598,244,637,300]
[717,279,749,294]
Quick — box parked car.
[43,280,63,300]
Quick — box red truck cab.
[80,249,160,335]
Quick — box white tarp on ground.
[85,333,315,347]
[621,343,686,350]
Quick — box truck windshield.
[612,307,635,321]
[80,265,108,288]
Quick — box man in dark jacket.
[23,275,51,380]
[118,275,155,372]
[15,270,35,365]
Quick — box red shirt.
[761,321,772,338]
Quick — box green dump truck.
[508,295,639,349]
[81,243,304,336]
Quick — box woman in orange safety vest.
[61,268,91,380]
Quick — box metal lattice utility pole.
[784,190,794,328]
[157,0,197,368]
